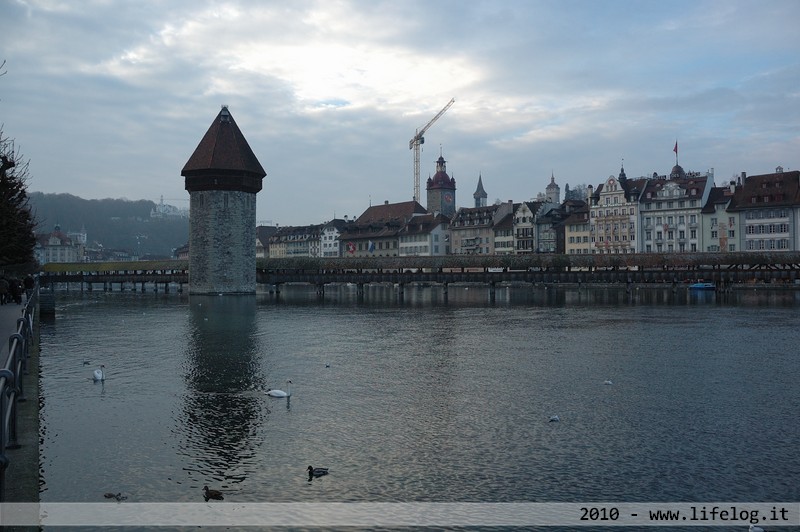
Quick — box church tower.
[181,106,266,294]
[426,154,456,217]
[473,174,487,207]
[545,173,560,204]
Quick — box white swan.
[266,380,292,398]
[93,365,105,382]
[749,525,764,532]
[604,380,613,385]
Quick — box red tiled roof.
[727,170,800,211]
[355,201,427,224]
[182,106,266,178]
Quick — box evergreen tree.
[0,128,37,270]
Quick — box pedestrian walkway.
[0,301,27,363]
[0,294,40,528]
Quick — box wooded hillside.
[29,192,189,258]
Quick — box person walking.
[0,277,8,305]
[23,274,34,301]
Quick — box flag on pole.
[673,141,678,155]
[368,240,375,253]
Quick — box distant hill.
[28,192,189,258]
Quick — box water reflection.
[179,296,264,486]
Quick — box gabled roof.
[640,173,709,198]
[398,213,450,236]
[182,106,266,178]
[701,186,733,214]
[356,201,427,224]
[727,170,800,211]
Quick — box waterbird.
[203,486,224,501]
[93,365,105,382]
[266,380,292,398]
[749,525,765,532]
[103,492,126,501]
[307,466,329,478]
[604,380,613,385]
[549,415,560,422]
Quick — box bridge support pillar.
[356,284,364,298]
[141,282,146,293]
[164,283,170,293]
[397,283,405,301]
[489,282,496,303]
[316,283,325,296]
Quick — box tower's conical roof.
[182,106,266,192]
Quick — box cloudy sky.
[2,0,798,227]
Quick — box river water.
[37,285,800,531]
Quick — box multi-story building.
[268,224,323,258]
[588,166,643,254]
[727,168,800,251]
[493,209,515,255]
[563,204,592,255]
[35,224,84,264]
[700,184,737,252]
[320,218,352,257]
[397,213,451,256]
[639,165,713,253]
[340,200,428,257]
[513,201,551,253]
[450,201,515,254]
[256,225,278,259]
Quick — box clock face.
[444,193,453,204]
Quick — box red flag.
[673,141,678,155]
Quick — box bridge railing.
[0,285,36,502]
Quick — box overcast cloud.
[2,0,798,226]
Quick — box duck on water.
[203,486,224,501]
[307,466,329,479]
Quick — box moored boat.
[688,282,715,290]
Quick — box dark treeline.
[29,192,189,258]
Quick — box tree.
[0,127,37,271]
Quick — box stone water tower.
[181,106,266,294]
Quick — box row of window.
[745,209,789,219]
[745,224,789,234]
[642,199,699,209]
[746,239,790,250]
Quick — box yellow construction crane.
[409,98,454,203]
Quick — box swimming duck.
[93,365,105,382]
[203,486,224,501]
[307,466,329,478]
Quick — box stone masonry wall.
[189,190,257,294]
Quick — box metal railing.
[0,286,36,502]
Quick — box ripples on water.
[37,286,800,531]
